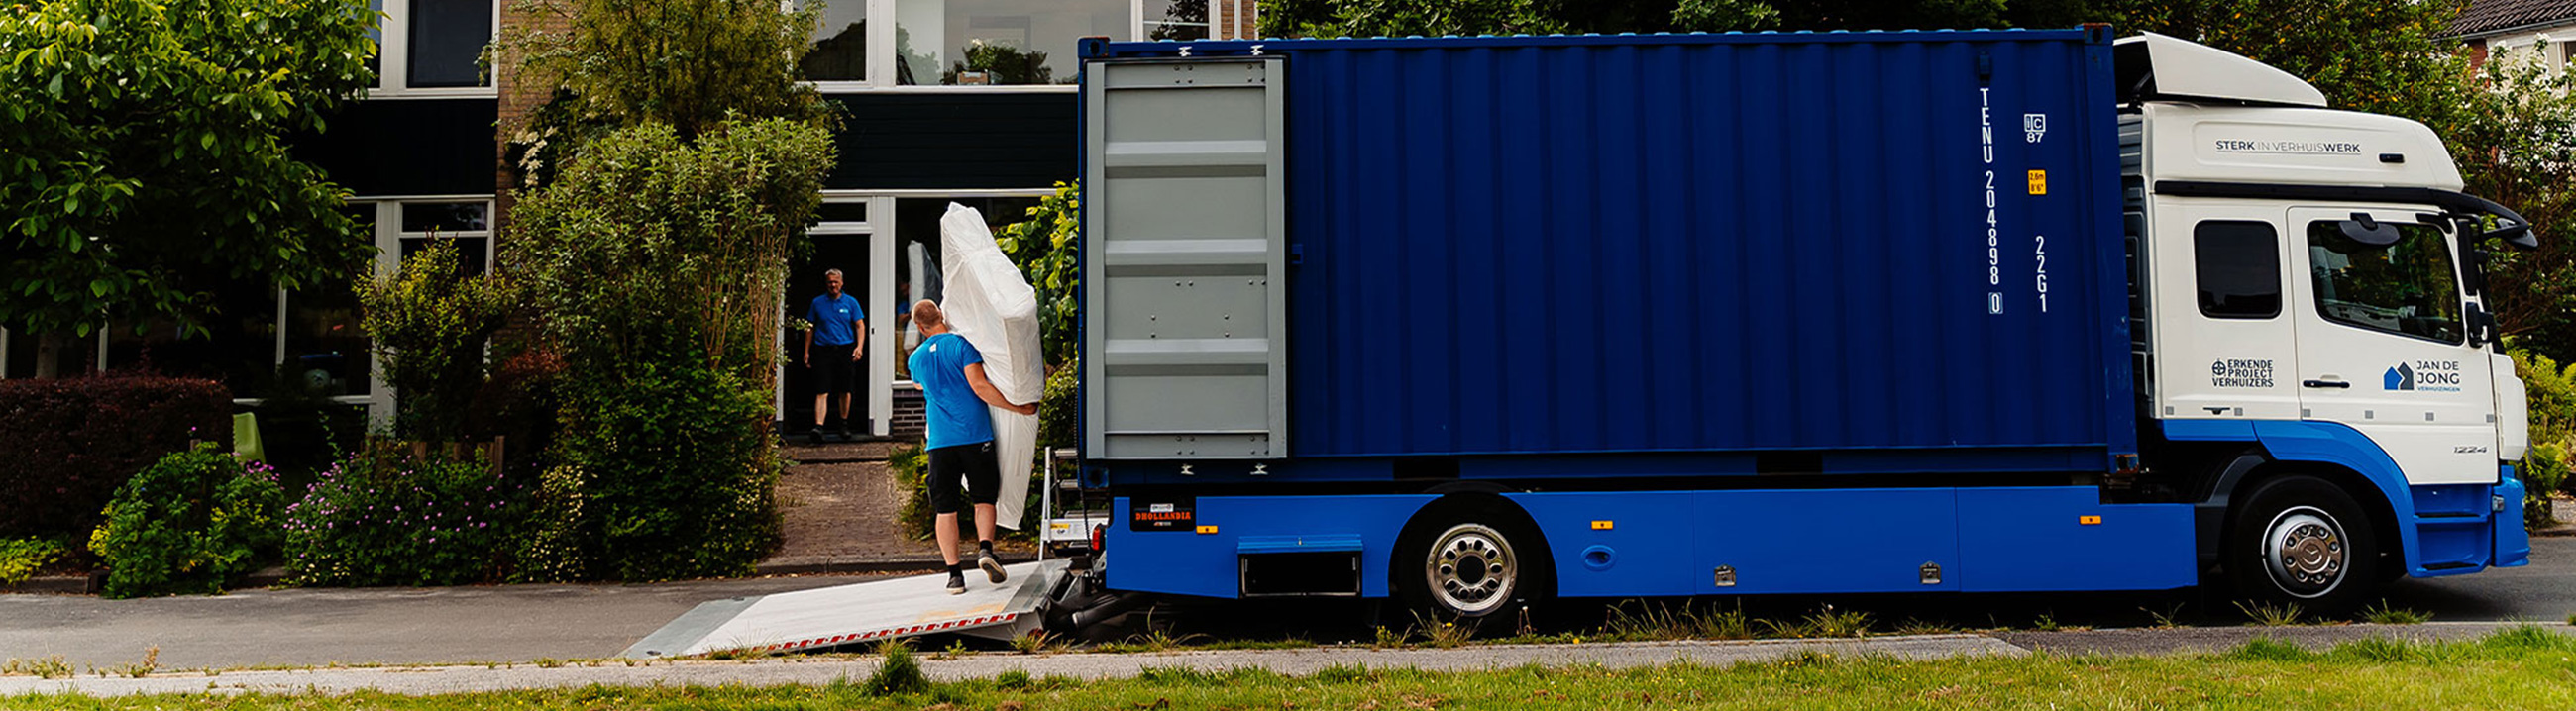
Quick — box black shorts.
[811,343,857,395]
[926,441,1001,514]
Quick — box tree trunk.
[32,331,71,378]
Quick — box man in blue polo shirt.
[908,299,1037,594]
[801,268,865,444]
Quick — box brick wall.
[490,0,572,236]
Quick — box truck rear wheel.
[1394,500,1547,622]
[2226,474,2378,615]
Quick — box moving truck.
[1065,26,2539,621]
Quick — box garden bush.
[0,375,231,540]
[281,445,533,587]
[0,538,63,586]
[86,445,283,598]
[548,361,783,581]
[359,237,511,444]
[504,120,827,581]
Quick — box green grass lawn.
[11,627,2576,710]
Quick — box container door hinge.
[1919,561,1943,585]
[1712,565,1737,588]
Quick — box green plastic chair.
[233,412,265,462]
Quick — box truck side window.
[2194,221,2282,318]
[2306,221,2462,344]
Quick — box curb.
[7,554,1042,596]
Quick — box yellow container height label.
[2079,515,2101,525]
[1591,521,1615,530]
[2027,169,2048,195]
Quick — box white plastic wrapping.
[937,203,1043,529]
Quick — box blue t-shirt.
[909,332,996,449]
[806,293,864,346]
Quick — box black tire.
[2225,474,2379,615]
[1392,498,1550,622]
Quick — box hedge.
[0,374,232,538]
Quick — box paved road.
[0,574,875,671]
[2383,536,2576,622]
[3,538,2569,673]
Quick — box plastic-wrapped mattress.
[938,203,1042,529]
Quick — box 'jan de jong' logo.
[2385,362,2415,390]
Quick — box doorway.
[783,205,883,438]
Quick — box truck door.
[2152,201,2300,422]
[2285,206,2495,485]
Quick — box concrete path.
[0,636,2022,697]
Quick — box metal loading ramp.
[622,559,1067,659]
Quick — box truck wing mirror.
[2337,214,2402,247]
[2487,223,2538,251]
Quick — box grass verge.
[9,627,2576,709]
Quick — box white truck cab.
[2120,33,2536,604]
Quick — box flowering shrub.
[281,446,531,586]
[87,445,284,598]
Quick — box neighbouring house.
[0,0,1259,439]
[2449,0,2576,70]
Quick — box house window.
[1141,0,1209,41]
[371,0,498,95]
[795,0,870,82]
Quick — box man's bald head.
[912,300,945,331]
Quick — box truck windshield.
[2306,221,2462,344]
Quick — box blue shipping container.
[1081,29,2134,481]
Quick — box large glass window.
[409,0,493,87]
[896,0,1124,85]
[1142,0,1208,41]
[104,283,278,393]
[893,196,1038,379]
[2307,220,2462,343]
[2194,220,2281,319]
[797,0,870,82]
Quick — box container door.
[2150,199,2300,423]
[2286,206,2495,485]
[1083,58,1288,459]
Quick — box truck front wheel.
[2226,474,2379,614]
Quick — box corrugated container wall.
[1082,29,2135,476]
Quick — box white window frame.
[370,0,502,99]
[344,196,498,422]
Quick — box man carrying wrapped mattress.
[910,300,1038,593]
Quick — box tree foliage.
[992,182,1080,369]
[502,119,830,580]
[0,0,376,358]
[499,0,827,141]
[357,238,512,443]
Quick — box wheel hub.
[1426,524,1517,616]
[2261,507,2348,598]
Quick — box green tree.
[501,0,826,141]
[0,0,377,376]
[357,238,511,444]
[498,0,835,580]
